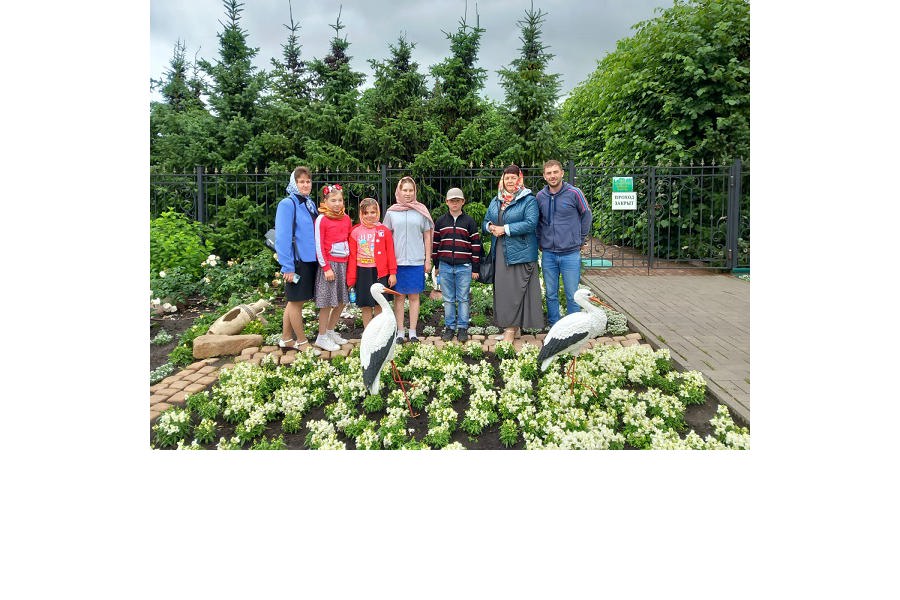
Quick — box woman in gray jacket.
[483,165,544,343]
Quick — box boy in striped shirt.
[433,188,481,342]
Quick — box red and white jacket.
[314,214,352,272]
[346,223,397,287]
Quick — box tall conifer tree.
[353,34,429,164]
[198,0,267,167]
[151,41,217,170]
[428,11,487,143]
[305,6,366,167]
[497,2,563,166]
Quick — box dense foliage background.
[150,0,749,173]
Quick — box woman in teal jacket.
[483,165,544,342]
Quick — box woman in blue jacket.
[483,165,544,343]
[275,166,320,353]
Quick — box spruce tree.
[428,13,487,143]
[152,40,202,112]
[197,0,267,167]
[268,1,311,107]
[305,7,366,168]
[151,41,217,170]
[256,0,313,171]
[497,2,563,166]
[352,34,429,164]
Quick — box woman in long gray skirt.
[483,165,544,343]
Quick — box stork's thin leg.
[567,356,578,392]
[390,360,419,417]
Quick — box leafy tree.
[562,0,750,165]
[428,13,487,144]
[497,3,564,166]
[197,0,267,168]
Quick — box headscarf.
[318,184,346,220]
[386,176,435,227]
[358,198,381,228]
[286,172,318,216]
[498,168,525,207]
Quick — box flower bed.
[151,341,749,450]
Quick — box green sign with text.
[612,177,633,192]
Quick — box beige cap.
[445,187,465,201]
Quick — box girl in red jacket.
[347,197,398,327]
[313,184,353,352]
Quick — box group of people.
[273,160,592,352]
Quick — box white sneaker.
[314,335,340,352]
[328,330,348,345]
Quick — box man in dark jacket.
[535,160,592,327]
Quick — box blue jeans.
[438,261,472,330]
[541,249,583,326]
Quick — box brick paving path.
[582,272,750,424]
[149,332,649,422]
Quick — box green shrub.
[151,266,202,305]
[150,210,212,278]
[206,195,268,261]
[604,309,628,336]
[469,313,487,327]
[200,249,279,306]
[465,202,487,230]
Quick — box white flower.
[203,276,211,284]
[151,298,161,306]
[162,302,172,311]
[159,271,166,278]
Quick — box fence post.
[648,166,656,270]
[195,165,206,224]
[567,159,575,185]
[726,159,741,269]
[380,164,388,216]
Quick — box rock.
[193,334,263,359]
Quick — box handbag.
[479,240,496,285]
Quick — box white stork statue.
[360,283,401,394]
[537,288,610,384]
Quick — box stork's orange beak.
[589,296,613,310]
[382,287,400,296]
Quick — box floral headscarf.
[286,172,318,216]
[498,170,525,208]
[386,176,434,226]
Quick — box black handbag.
[479,240,496,284]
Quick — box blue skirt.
[394,265,425,294]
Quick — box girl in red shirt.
[313,184,352,352]
[347,197,398,327]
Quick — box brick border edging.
[149,333,647,422]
